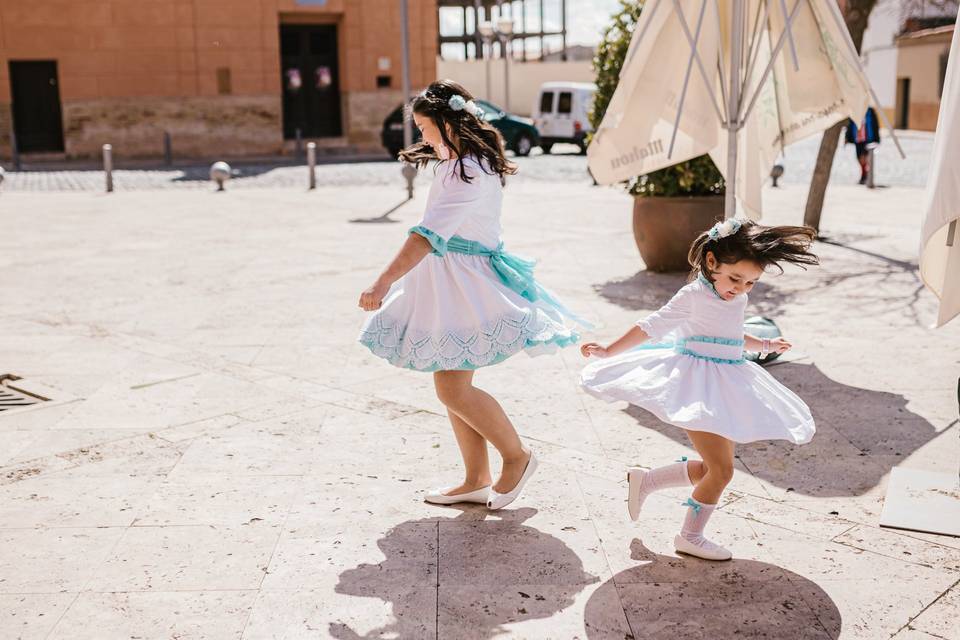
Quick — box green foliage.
[589,0,725,198]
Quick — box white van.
[532,82,597,154]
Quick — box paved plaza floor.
[0,173,958,639]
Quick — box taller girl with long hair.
[358,80,585,509]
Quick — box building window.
[376,75,392,88]
[539,91,554,113]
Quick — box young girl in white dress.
[358,80,585,510]
[580,218,818,560]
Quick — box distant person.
[845,107,881,184]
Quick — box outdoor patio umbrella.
[920,21,960,329]
[587,0,904,219]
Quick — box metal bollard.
[867,148,875,189]
[103,144,113,193]
[307,142,316,190]
[10,127,20,171]
[163,131,172,167]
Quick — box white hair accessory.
[707,217,743,241]
[448,94,483,117]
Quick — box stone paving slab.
[0,177,958,639]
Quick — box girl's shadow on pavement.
[331,507,600,639]
[585,538,842,639]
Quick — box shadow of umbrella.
[623,361,941,497]
[332,506,599,639]
[585,538,842,639]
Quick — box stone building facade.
[0,0,438,159]
[894,25,954,132]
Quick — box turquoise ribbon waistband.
[633,334,746,365]
[446,234,592,329]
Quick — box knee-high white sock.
[636,460,692,494]
[679,497,717,545]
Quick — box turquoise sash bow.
[446,235,592,328]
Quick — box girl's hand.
[580,342,609,358]
[769,337,792,354]
[359,279,390,311]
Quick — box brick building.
[0,0,438,160]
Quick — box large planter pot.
[632,195,724,272]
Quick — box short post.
[163,131,172,167]
[102,144,113,193]
[770,163,784,188]
[867,147,876,189]
[210,161,231,191]
[10,127,20,171]
[307,142,317,190]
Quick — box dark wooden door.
[280,25,343,139]
[9,60,65,152]
[895,78,911,130]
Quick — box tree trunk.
[803,0,877,233]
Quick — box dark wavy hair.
[688,220,819,281]
[398,79,517,183]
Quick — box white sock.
[637,460,693,494]
[680,497,717,545]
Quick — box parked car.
[381,99,541,159]
[532,81,597,154]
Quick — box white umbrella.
[920,22,960,328]
[588,0,904,219]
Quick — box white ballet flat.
[674,534,733,561]
[424,485,490,505]
[626,468,650,521]
[487,450,538,510]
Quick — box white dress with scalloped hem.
[358,155,582,372]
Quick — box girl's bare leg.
[433,370,530,494]
[685,430,736,504]
[442,409,493,495]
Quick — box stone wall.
[59,96,283,159]
[344,90,404,149]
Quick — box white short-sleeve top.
[416,155,503,249]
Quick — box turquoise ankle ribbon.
[675,456,688,462]
[682,497,702,513]
[420,231,593,329]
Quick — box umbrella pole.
[724,0,745,220]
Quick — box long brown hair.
[688,220,819,281]
[399,79,517,183]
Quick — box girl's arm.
[580,326,651,359]
[582,285,694,359]
[744,333,792,355]
[358,234,433,311]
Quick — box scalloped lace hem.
[359,310,579,371]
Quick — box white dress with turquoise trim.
[359,155,584,372]
[580,275,815,444]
